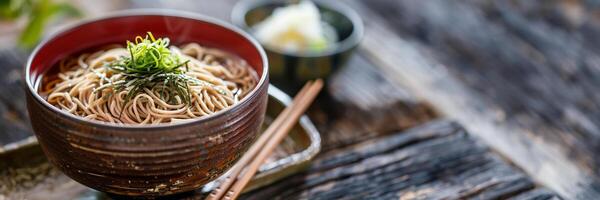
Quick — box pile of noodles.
[41,43,258,124]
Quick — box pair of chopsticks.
[206,79,323,200]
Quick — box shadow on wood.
[243,120,561,200]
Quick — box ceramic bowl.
[232,0,363,92]
[24,10,269,197]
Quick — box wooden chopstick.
[207,80,320,200]
[223,79,323,200]
[205,81,313,200]
[206,80,322,200]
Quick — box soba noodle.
[41,43,257,124]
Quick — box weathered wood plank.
[0,1,567,199]
[345,0,600,198]
[309,54,436,151]
[508,188,563,200]
[243,120,560,200]
[0,50,32,147]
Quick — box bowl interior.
[234,0,362,57]
[26,11,268,127]
[30,14,265,78]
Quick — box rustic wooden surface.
[309,54,436,151]
[0,50,30,148]
[343,0,600,199]
[243,120,561,200]
[1,0,588,199]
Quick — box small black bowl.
[232,0,363,93]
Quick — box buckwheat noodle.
[40,43,258,124]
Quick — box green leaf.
[18,0,51,48]
[18,0,81,49]
[50,2,81,17]
[0,0,32,19]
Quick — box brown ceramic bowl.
[24,10,269,197]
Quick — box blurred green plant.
[0,0,81,48]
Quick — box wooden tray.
[0,85,321,199]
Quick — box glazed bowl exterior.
[24,10,269,197]
[232,0,363,92]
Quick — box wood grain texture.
[366,0,600,170]
[345,0,600,198]
[243,120,561,200]
[0,0,573,199]
[0,50,32,148]
[309,54,437,151]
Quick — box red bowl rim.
[25,9,269,130]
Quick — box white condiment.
[253,0,336,53]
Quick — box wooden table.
[3,0,599,199]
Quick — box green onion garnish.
[107,32,195,106]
